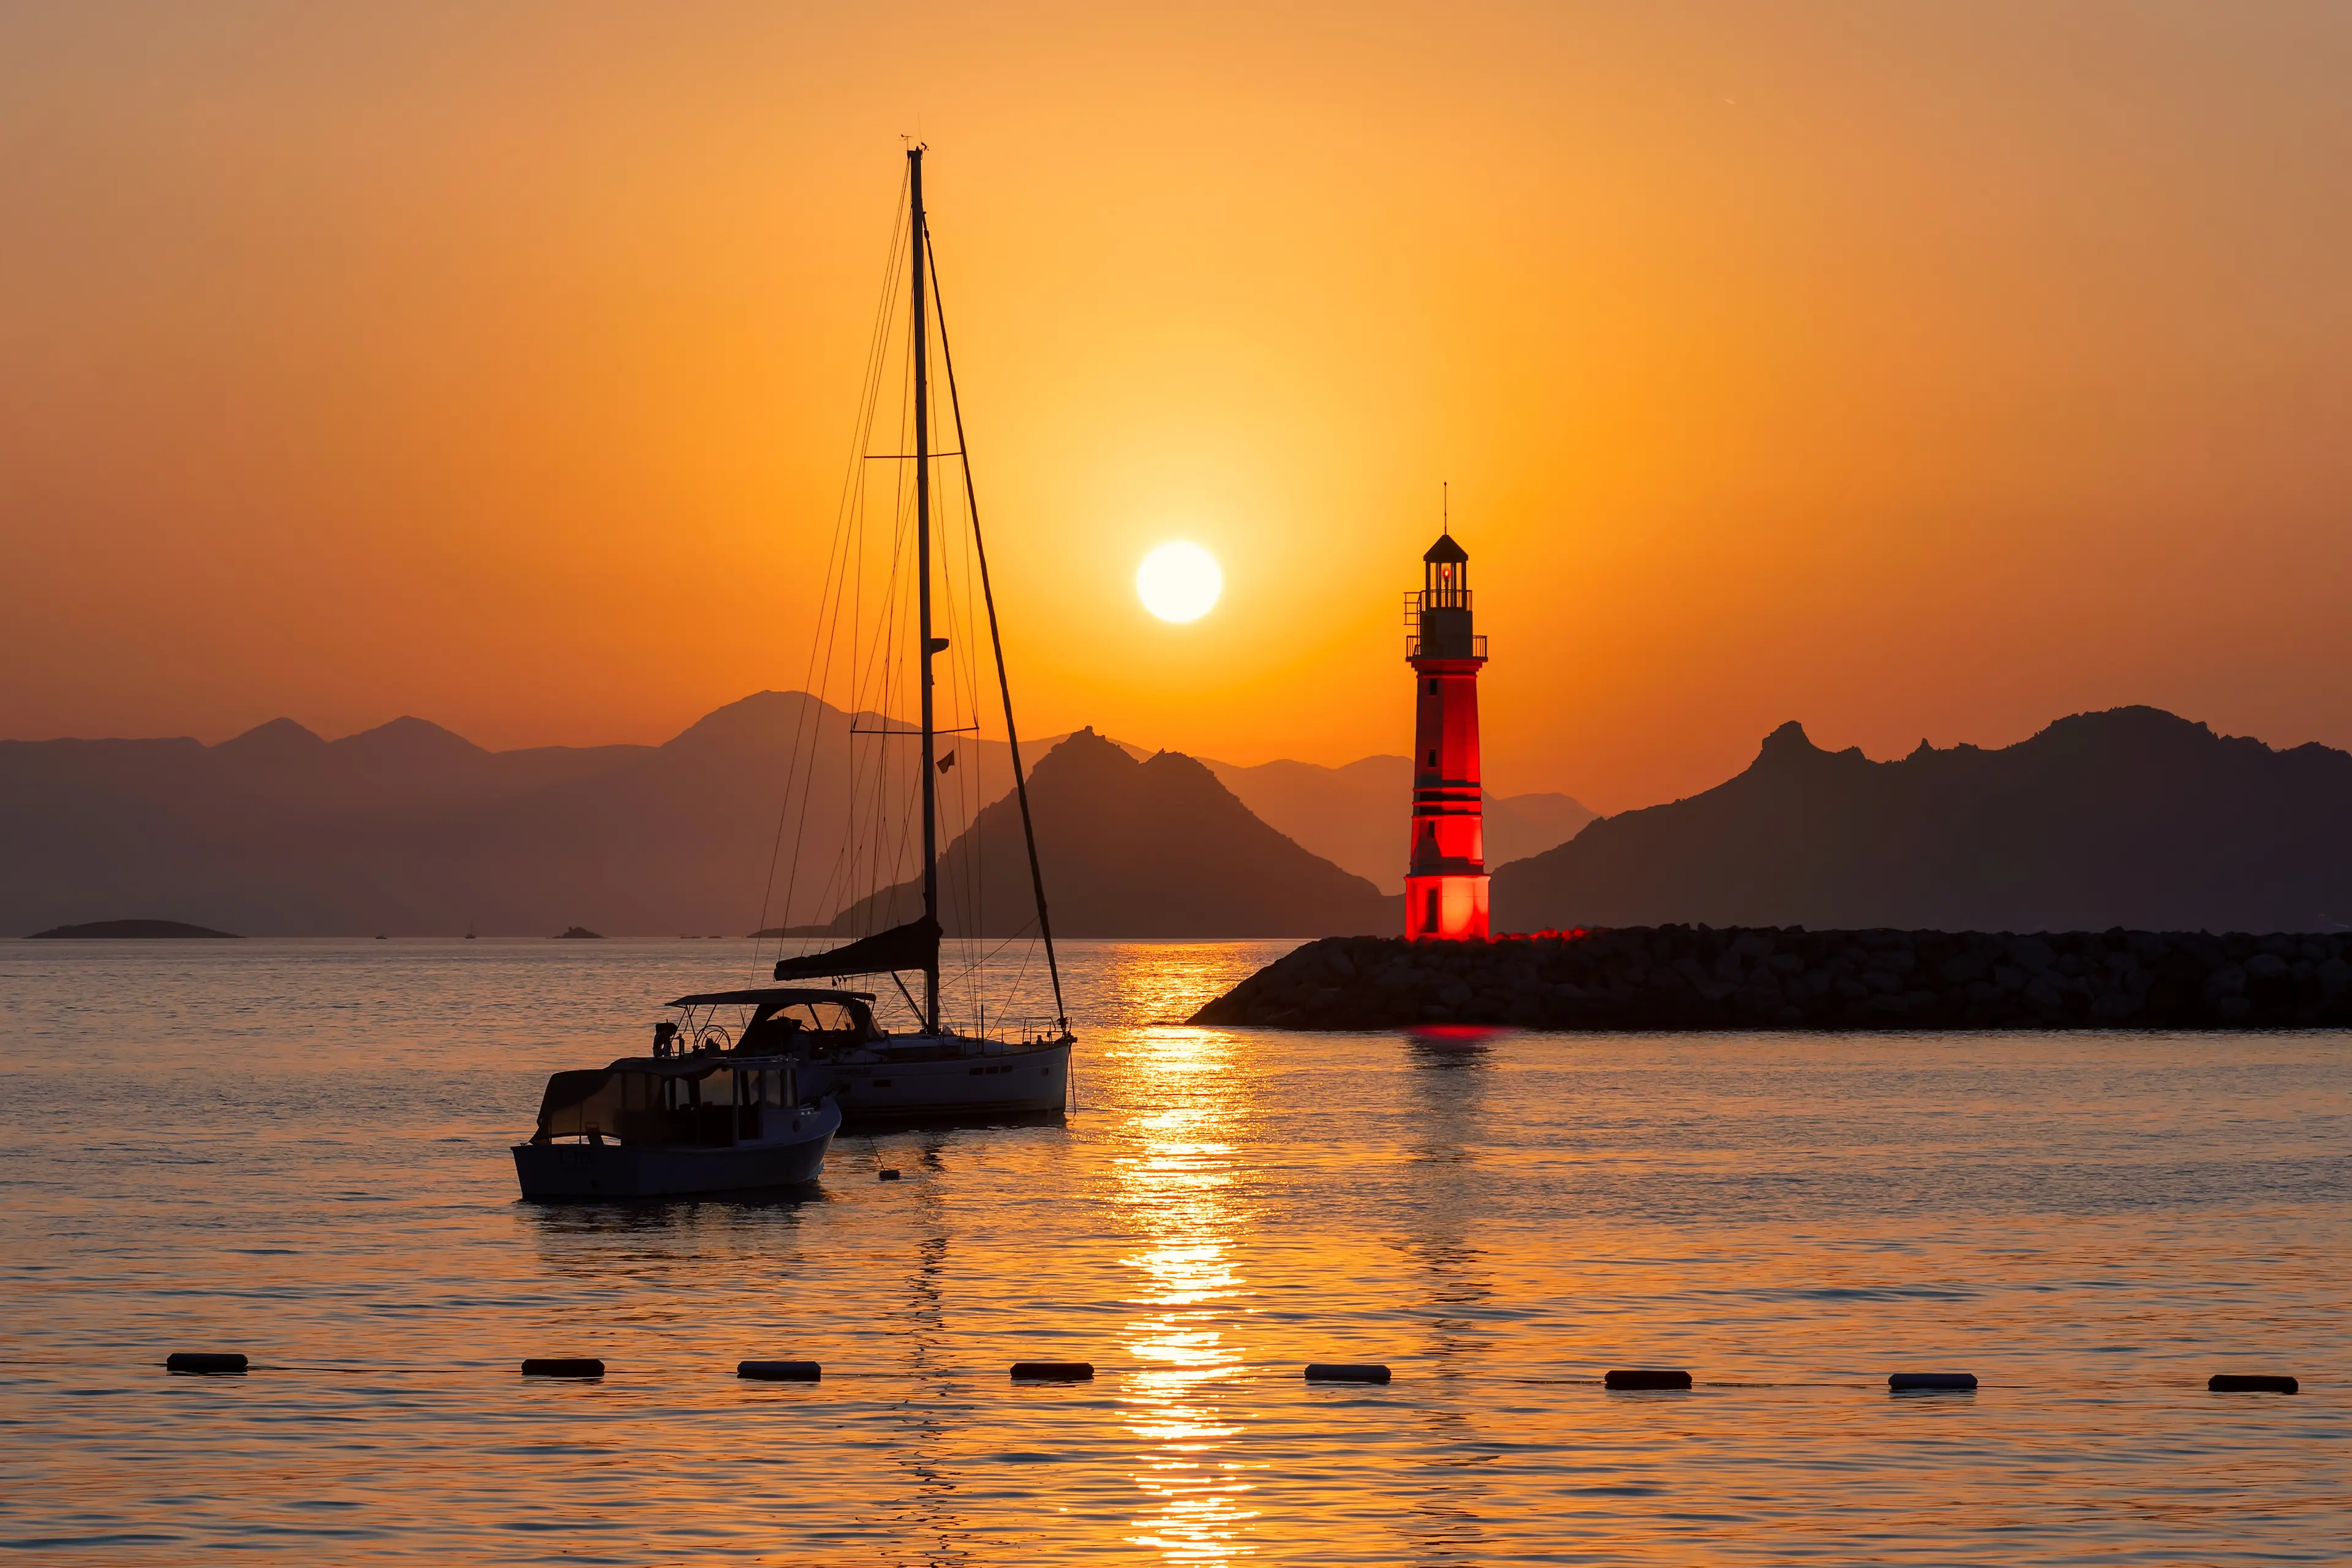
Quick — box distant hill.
[209,714,653,807]
[1487,791,1600,870]
[829,730,1401,937]
[27,919,239,938]
[1492,707,2352,933]
[0,693,1031,937]
[1203,754,1594,892]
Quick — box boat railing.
[960,1017,1068,1050]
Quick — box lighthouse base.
[1405,873,1490,942]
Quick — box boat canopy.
[772,916,940,982]
[530,1057,802,1146]
[668,986,877,1008]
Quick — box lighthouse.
[1404,529,1490,940]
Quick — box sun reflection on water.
[1114,1025,1259,1564]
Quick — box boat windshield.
[764,1000,865,1035]
[733,998,873,1054]
[530,1064,799,1147]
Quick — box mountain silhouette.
[1492,707,2352,933]
[827,729,1401,938]
[1202,754,1593,892]
[0,693,1028,936]
[2,696,1392,938]
[205,714,650,809]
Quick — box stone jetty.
[1186,926,2352,1031]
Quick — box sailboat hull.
[802,1038,1071,1124]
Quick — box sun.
[1136,541,1222,623]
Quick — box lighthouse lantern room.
[1404,529,1490,940]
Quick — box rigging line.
[946,436,990,977]
[887,968,924,1028]
[932,354,986,1021]
[758,175,910,972]
[822,180,912,930]
[772,451,866,946]
[848,445,927,939]
[924,216,1068,1029]
[926,404,983,988]
[865,405,924,930]
[840,321,907,929]
[839,317,919,935]
[825,206,908,930]
[811,459,891,936]
[786,182,904,927]
[937,918,1040,989]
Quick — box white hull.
[802,1037,1071,1123]
[512,1102,840,1199]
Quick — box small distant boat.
[513,1049,839,1200]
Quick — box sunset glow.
[2,4,2349,813]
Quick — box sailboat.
[510,150,1070,1196]
[753,144,1076,1121]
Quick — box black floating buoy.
[1009,1361,1094,1381]
[1889,1372,1978,1392]
[878,1169,902,1182]
[2209,1373,2299,1394]
[521,1357,605,1378]
[737,1360,822,1382]
[166,1352,248,1376]
[1303,1362,1392,1384]
[1605,1368,1692,1391]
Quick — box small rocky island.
[27,919,240,939]
[1188,926,2352,1031]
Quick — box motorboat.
[512,1047,839,1200]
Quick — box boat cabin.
[527,1057,806,1148]
[525,989,881,1149]
[657,987,883,1060]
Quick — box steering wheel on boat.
[695,1025,731,1055]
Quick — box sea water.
[0,938,2343,1564]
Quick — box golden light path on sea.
[1115,1023,1257,1564]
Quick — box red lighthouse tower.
[1404,527,1489,940]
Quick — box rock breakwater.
[1187,926,2352,1031]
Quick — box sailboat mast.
[910,146,941,1036]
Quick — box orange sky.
[4,2,2350,813]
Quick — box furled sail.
[772,917,941,982]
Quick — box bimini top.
[666,986,878,1008]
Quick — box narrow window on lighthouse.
[1425,889,1440,932]
[1426,749,1436,768]
[1428,679,1438,695]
